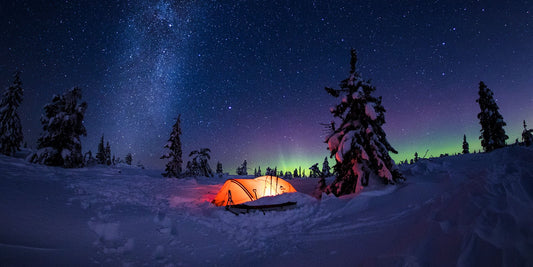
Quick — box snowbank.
[0,146,532,266]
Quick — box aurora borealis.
[1,1,532,172]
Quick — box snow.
[365,102,377,120]
[1,146,533,266]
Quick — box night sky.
[1,1,532,172]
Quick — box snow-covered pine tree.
[95,135,106,164]
[462,134,469,154]
[243,160,248,175]
[105,142,111,165]
[216,161,223,176]
[83,150,97,166]
[476,81,508,152]
[189,148,213,177]
[309,163,320,178]
[125,153,133,165]
[257,166,262,176]
[321,157,331,177]
[324,49,404,196]
[236,160,248,175]
[29,87,87,168]
[522,120,533,146]
[161,115,183,178]
[0,72,24,156]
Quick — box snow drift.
[0,146,532,266]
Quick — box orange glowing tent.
[212,176,297,206]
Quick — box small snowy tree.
[95,135,106,164]
[189,148,212,177]
[84,150,97,166]
[216,161,223,176]
[161,115,183,178]
[125,153,133,165]
[105,142,111,165]
[309,163,320,178]
[324,49,404,196]
[476,81,508,152]
[236,160,248,175]
[265,167,273,176]
[0,72,24,156]
[522,120,533,146]
[29,87,87,168]
[321,157,331,177]
[462,134,469,154]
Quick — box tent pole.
[276,176,278,194]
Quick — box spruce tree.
[161,115,183,177]
[309,163,320,178]
[462,134,469,154]
[522,120,533,146]
[0,72,24,156]
[236,160,248,175]
[125,152,133,165]
[29,87,87,168]
[257,166,261,176]
[476,81,508,152]
[189,148,212,177]
[105,141,111,165]
[324,49,404,196]
[293,168,298,178]
[216,161,223,176]
[96,135,106,164]
[321,157,331,177]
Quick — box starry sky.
[1,0,532,172]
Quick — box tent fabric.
[212,176,297,206]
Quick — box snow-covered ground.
[1,146,532,266]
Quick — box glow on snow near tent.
[212,176,297,206]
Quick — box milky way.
[1,1,532,172]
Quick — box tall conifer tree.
[96,135,106,164]
[323,49,404,196]
[161,115,183,177]
[476,81,508,152]
[0,72,24,156]
[462,134,469,154]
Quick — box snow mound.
[1,146,532,266]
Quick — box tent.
[212,176,297,206]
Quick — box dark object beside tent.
[226,201,297,215]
